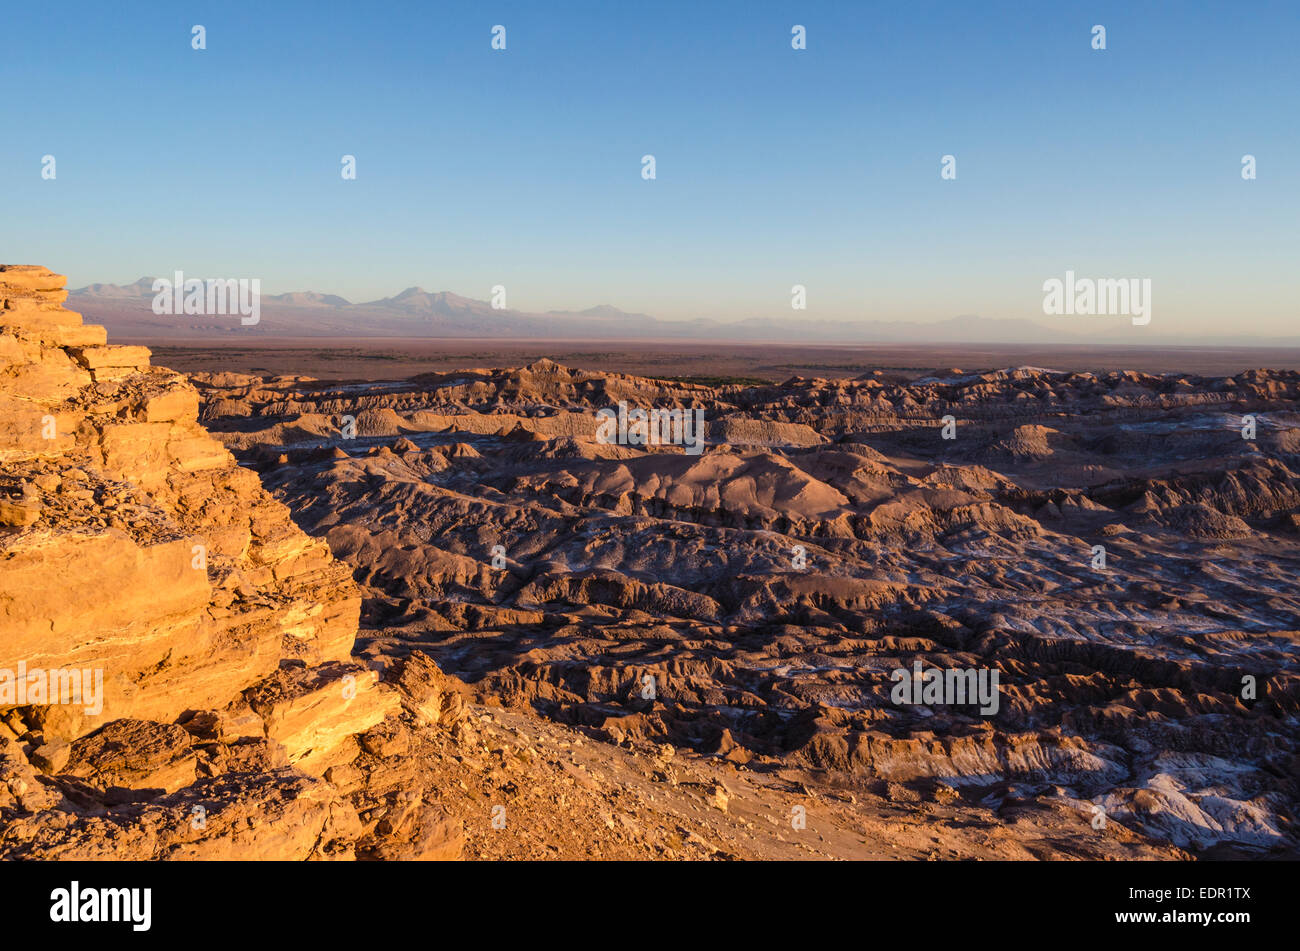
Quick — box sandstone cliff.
[0,265,462,859]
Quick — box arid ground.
[189,350,1299,859]
[4,270,1297,861]
[133,338,1300,383]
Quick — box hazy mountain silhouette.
[66,279,1299,345]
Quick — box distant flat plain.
[129,337,1300,383]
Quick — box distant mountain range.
[66,278,1299,346]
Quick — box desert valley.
[5,2,1294,938]
[2,264,1296,862]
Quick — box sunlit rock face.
[0,265,459,861]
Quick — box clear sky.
[2,0,1296,335]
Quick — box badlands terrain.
[3,263,1298,860]
[194,349,1300,859]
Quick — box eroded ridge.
[195,358,1300,857]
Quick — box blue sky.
[2,0,1296,334]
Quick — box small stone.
[0,498,40,527]
[29,740,71,774]
[710,781,730,812]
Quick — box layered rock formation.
[0,266,461,859]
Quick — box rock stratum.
[5,262,1298,860]
[0,266,462,860]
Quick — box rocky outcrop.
[0,265,460,860]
